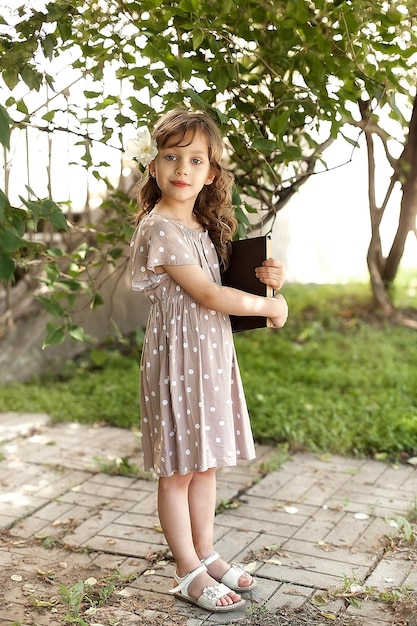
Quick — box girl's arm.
[161,263,288,328]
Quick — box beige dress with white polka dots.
[130,212,256,477]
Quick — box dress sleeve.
[130,217,199,291]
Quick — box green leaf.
[38,199,69,232]
[42,110,60,122]
[16,99,29,115]
[42,33,56,60]
[108,247,123,260]
[0,104,12,150]
[57,19,72,42]
[21,66,43,91]
[192,29,205,50]
[251,138,277,154]
[92,293,104,308]
[234,204,251,228]
[43,322,66,349]
[0,228,25,252]
[185,88,210,109]
[20,197,40,227]
[44,262,60,285]
[270,109,291,138]
[2,69,19,91]
[68,324,87,342]
[0,252,15,282]
[90,349,108,366]
[60,278,83,291]
[46,247,66,258]
[340,132,360,148]
[68,324,95,344]
[37,295,65,318]
[0,188,11,221]
[83,90,102,98]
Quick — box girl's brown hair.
[135,109,236,269]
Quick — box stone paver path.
[1,412,416,625]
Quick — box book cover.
[222,235,274,332]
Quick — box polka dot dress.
[130,213,255,477]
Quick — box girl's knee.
[191,468,217,484]
[159,472,192,492]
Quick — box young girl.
[130,110,288,613]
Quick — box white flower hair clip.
[125,126,158,171]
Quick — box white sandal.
[202,551,257,592]
[168,563,245,612]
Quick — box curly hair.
[135,109,236,269]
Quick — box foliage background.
[0,0,416,345]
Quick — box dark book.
[222,235,274,332]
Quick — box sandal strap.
[221,563,247,588]
[201,582,232,604]
[203,553,255,592]
[201,551,220,567]
[168,563,207,595]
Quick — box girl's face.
[150,131,214,210]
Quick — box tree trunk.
[360,100,394,313]
[382,94,417,283]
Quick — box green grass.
[0,281,416,461]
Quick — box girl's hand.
[255,259,285,291]
[269,294,288,329]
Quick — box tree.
[0,0,416,345]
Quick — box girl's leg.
[158,472,241,606]
[188,467,217,557]
[188,468,254,589]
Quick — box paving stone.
[88,472,139,487]
[0,490,49,520]
[84,483,139,502]
[372,463,416,489]
[269,547,370,583]
[0,514,16,529]
[0,412,49,440]
[394,472,417,494]
[98,521,167,549]
[282,536,376,568]
[84,532,167,556]
[347,459,392,486]
[212,528,260,563]
[114,510,165,531]
[329,485,416,515]
[245,472,293,499]
[282,453,367,476]
[346,599,393,623]
[62,508,122,547]
[365,555,415,590]
[216,508,297,537]
[324,511,375,546]
[268,472,328,503]
[244,527,290,549]
[264,582,312,610]
[291,508,345,543]
[32,499,92,522]
[90,551,146,572]
[125,491,158,516]
[224,498,310,532]
[11,514,55,538]
[59,488,121,507]
[354,517,394,553]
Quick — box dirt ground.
[1,530,417,626]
